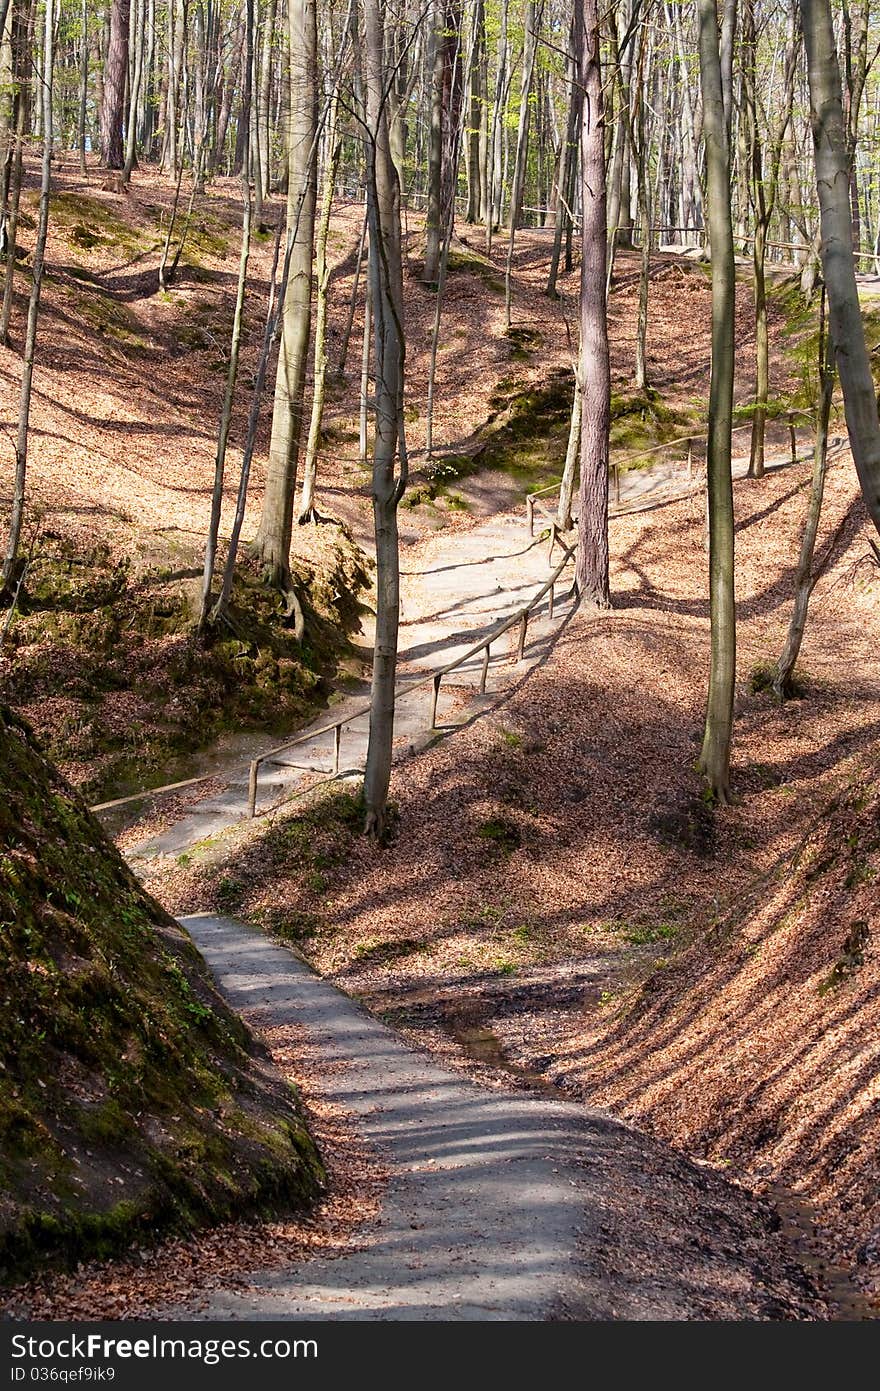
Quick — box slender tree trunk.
[423,3,444,282]
[77,0,88,171]
[213,225,289,625]
[575,0,610,608]
[801,0,880,535]
[423,0,462,285]
[773,291,835,697]
[557,375,581,531]
[362,0,408,839]
[697,0,737,802]
[198,0,255,633]
[0,0,29,348]
[466,0,485,223]
[336,202,368,379]
[100,0,129,168]
[257,0,277,194]
[297,93,341,523]
[546,8,580,299]
[1,0,52,597]
[504,0,543,330]
[359,264,371,466]
[632,22,651,390]
[748,219,768,476]
[252,0,318,585]
[484,0,508,250]
[122,0,146,181]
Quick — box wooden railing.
[526,410,815,534]
[92,408,819,822]
[245,534,579,818]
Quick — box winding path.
[173,913,825,1321]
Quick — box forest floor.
[0,155,817,804]
[2,911,834,1321]
[4,159,880,1317]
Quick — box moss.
[609,388,693,464]
[57,276,149,350]
[445,245,505,292]
[506,326,543,361]
[180,787,365,949]
[0,707,324,1285]
[476,816,521,855]
[1,530,370,804]
[352,937,425,966]
[49,192,149,257]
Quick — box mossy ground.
[0,529,370,803]
[0,706,323,1285]
[402,370,698,508]
[177,785,367,953]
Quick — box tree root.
[280,584,306,642]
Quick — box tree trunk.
[1,0,52,597]
[361,0,408,839]
[122,0,146,181]
[77,0,88,172]
[503,0,543,330]
[484,0,508,250]
[213,226,289,625]
[423,0,462,285]
[100,0,129,168]
[801,0,880,535]
[696,0,737,803]
[557,375,581,532]
[251,0,318,585]
[546,5,580,299]
[198,0,255,633]
[297,93,341,523]
[773,292,835,697]
[574,0,610,609]
[0,0,30,348]
[465,0,485,224]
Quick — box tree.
[504,0,544,330]
[801,0,880,537]
[1,0,54,599]
[574,0,610,608]
[362,0,408,839]
[423,0,463,285]
[742,3,798,478]
[99,0,129,169]
[251,0,318,590]
[696,0,737,802]
[773,289,835,698]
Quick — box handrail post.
[479,643,490,694]
[788,412,797,464]
[547,522,556,562]
[429,671,442,729]
[333,723,341,774]
[248,759,259,818]
[516,610,528,661]
[526,494,534,536]
[548,580,555,619]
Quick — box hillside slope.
[575,757,880,1298]
[152,452,880,1300]
[0,705,323,1284]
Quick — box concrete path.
[171,914,825,1322]
[122,444,815,864]
[124,514,579,862]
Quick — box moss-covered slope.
[0,705,323,1285]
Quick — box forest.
[0,0,879,1328]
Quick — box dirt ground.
[153,447,880,1306]
[3,158,878,1315]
